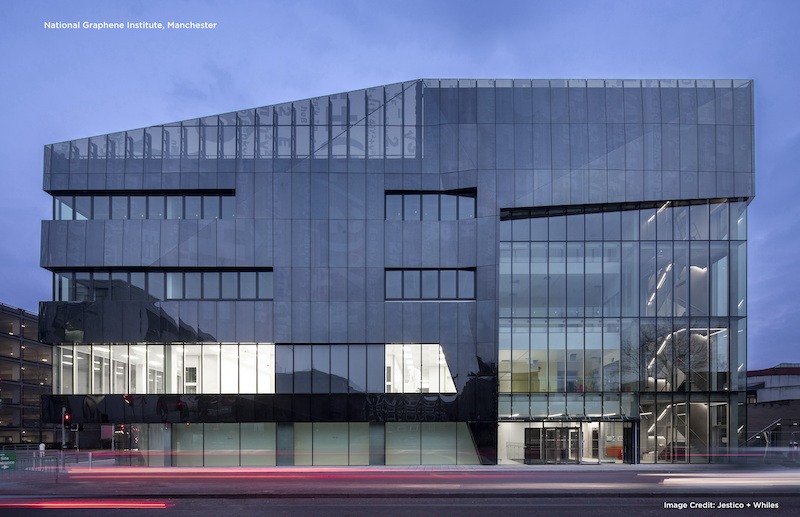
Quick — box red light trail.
[0,500,172,509]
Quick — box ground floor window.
[498,421,633,464]
[638,393,745,463]
[114,421,480,467]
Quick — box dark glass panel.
[404,270,420,299]
[167,196,182,219]
[549,215,567,241]
[148,271,164,300]
[440,270,456,299]
[330,345,348,393]
[111,272,129,301]
[148,196,164,219]
[130,196,146,219]
[404,194,420,221]
[458,196,475,219]
[221,272,238,299]
[112,196,128,220]
[74,196,91,220]
[580,212,603,241]
[366,345,384,393]
[690,204,709,240]
[440,195,457,221]
[204,196,220,220]
[185,196,201,219]
[422,194,438,221]
[185,272,201,299]
[348,344,366,393]
[311,345,329,394]
[130,272,146,301]
[690,242,710,316]
[422,270,438,299]
[203,272,220,299]
[275,345,293,393]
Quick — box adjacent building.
[40,79,754,465]
[747,364,800,451]
[0,303,57,445]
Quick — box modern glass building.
[40,79,753,465]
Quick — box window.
[385,189,476,220]
[385,269,476,300]
[53,270,273,301]
[385,344,457,393]
[51,342,454,395]
[54,193,236,220]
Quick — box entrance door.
[524,428,542,464]
[623,424,634,463]
[542,426,580,464]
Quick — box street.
[2,463,800,515]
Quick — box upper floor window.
[385,269,475,300]
[385,189,476,221]
[54,194,235,221]
[53,269,272,302]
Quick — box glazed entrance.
[499,421,636,464]
[524,426,580,464]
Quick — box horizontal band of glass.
[498,317,746,395]
[47,83,419,172]
[500,240,746,318]
[47,80,753,174]
[385,189,476,221]
[53,342,456,396]
[54,193,235,221]
[385,269,475,300]
[53,270,273,302]
[498,393,638,419]
[499,202,747,321]
[125,421,480,467]
[500,199,747,241]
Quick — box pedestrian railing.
[0,450,63,481]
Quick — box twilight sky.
[1,0,798,370]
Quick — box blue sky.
[1,0,798,370]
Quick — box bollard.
[89,452,92,470]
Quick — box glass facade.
[497,200,747,463]
[41,79,754,465]
[52,342,455,396]
[0,303,57,445]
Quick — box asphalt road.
[1,496,799,517]
[2,464,800,516]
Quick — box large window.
[53,269,273,302]
[385,344,457,393]
[54,342,456,395]
[385,269,475,300]
[385,189,476,221]
[498,200,746,397]
[54,194,235,220]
